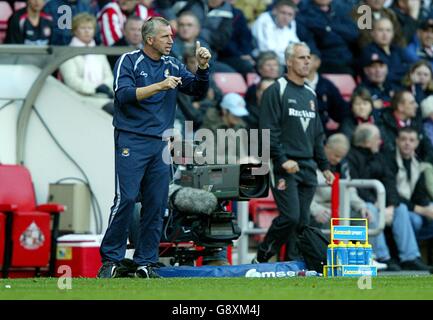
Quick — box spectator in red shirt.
[97,0,156,46]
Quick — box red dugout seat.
[213,72,248,96]
[249,192,279,243]
[246,73,261,87]
[0,164,65,278]
[322,74,357,102]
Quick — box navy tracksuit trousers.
[100,129,170,266]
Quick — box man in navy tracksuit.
[98,17,211,278]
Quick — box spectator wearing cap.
[305,50,349,136]
[378,90,433,164]
[360,17,411,87]
[298,0,359,74]
[407,19,433,68]
[421,95,433,147]
[5,0,52,45]
[202,92,249,134]
[356,52,397,117]
[402,60,433,105]
[252,0,317,66]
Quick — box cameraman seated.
[199,92,250,266]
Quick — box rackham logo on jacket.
[288,106,316,132]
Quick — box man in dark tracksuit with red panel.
[98,17,211,278]
[255,42,334,263]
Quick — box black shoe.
[135,265,161,278]
[400,258,433,271]
[97,261,120,278]
[251,258,260,264]
[379,259,401,271]
[117,258,138,277]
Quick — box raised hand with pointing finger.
[196,41,211,69]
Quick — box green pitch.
[0,276,433,300]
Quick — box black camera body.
[178,163,269,200]
[130,140,270,265]
[163,163,269,252]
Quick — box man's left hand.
[322,170,335,185]
[196,41,211,69]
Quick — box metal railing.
[236,179,386,265]
[0,45,132,165]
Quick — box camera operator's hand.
[159,76,182,90]
[95,84,113,98]
[282,160,299,174]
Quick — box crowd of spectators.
[3,0,433,270]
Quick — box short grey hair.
[352,123,379,147]
[141,17,170,41]
[284,42,310,61]
[326,133,350,151]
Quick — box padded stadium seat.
[249,192,279,243]
[246,72,261,87]
[0,1,13,43]
[213,72,248,96]
[0,164,65,278]
[14,1,26,11]
[322,74,357,102]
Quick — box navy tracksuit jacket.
[100,50,209,265]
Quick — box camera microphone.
[169,184,218,216]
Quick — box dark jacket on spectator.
[351,3,404,48]
[406,37,433,69]
[314,75,350,130]
[360,43,411,87]
[298,1,359,70]
[384,150,432,211]
[43,0,93,45]
[219,6,254,59]
[178,0,233,54]
[391,4,419,45]
[346,145,400,206]
[340,114,375,142]
[378,108,433,163]
[5,7,52,45]
[108,37,131,70]
[355,81,396,119]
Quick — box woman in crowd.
[60,13,114,98]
